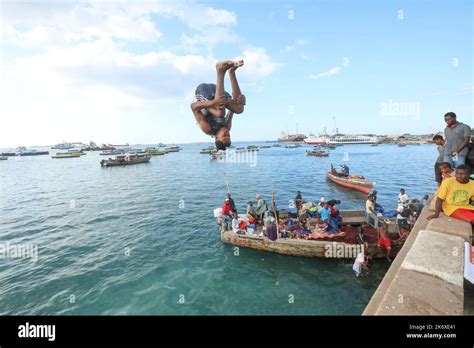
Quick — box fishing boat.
[326,167,375,194]
[52,152,81,159]
[16,147,49,156]
[100,154,151,167]
[246,145,259,151]
[397,143,407,147]
[0,156,8,160]
[259,145,271,149]
[145,147,166,156]
[165,145,181,152]
[200,146,216,154]
[306,149,329,157]
[285,144,301,149]
[272,144,282,147]
[217,210,400,259]
[370,144,378,147]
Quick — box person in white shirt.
[398,189,409,204]
[353,250,368,277]
[231,213,241,233]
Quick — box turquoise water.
[0,143,436,315]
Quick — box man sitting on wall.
[427,165,474,224]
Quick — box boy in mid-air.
[191,60,246,150]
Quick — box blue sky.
[0,0,472,146]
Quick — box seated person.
[265,217,278,241]
[231,213,247,234]
[246,201,257,224]
[428,165,474,224]
[377,224,392,262]
[319,203,339,234]
[298,212,308,229]
[440,162,456,181]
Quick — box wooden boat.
[272,144,282,147]
[285,144,301,148]
[259,145,271,149]
[370,144,378,147]
[219,210,400,259]
[326,171,375,194]
[397,143,407,147]
[52,152,81,159]
[307,149,329,157]
[100,154,151,167]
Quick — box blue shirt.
[319,208,331,222]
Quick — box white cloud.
[283,39,306,52]
[235,47,282,78]
[309,66,341,80]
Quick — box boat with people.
[326,165,375,194]
[100,154,151,167]
[216,208,401,259]
[52,152,81,159]
[306,148,329,157]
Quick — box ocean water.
[0,143,437,315]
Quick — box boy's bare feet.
[216,60,234,73]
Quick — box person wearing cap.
[265,217,278,241]
[191,60,246,151]
[255,194,266,224]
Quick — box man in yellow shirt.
[427,165,474,224]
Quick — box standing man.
[191,60,246,151]
[432,134,446,187]
[366,195,379,228]
[443,112,471,168]
[294,191,303,214]
[226,193,237,215]
[398,189,409,204]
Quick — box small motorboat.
[326,165,375,194]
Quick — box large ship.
[278,131,306,143]
[304,129,331,145]
[327,134,378,145]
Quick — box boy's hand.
[236,94,246,105]
[211,95,228,109]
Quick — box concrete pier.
[363,197,471,315]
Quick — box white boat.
[327,134,378,145]
[304,133,330,145]
[278,131,306,143]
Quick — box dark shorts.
[194,83,231,102]
[434,162,442,183]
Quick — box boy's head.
[400,189,405,194]
[215,127,231,150]
[440,162,453,174]
[432,134,444,145]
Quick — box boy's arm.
[191,101,213,135]
[226,111,234,131]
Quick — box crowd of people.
[429,112,474,224]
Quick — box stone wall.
[363,197,471,315]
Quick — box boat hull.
[326,172,374,194]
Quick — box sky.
[0,0,472,147]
